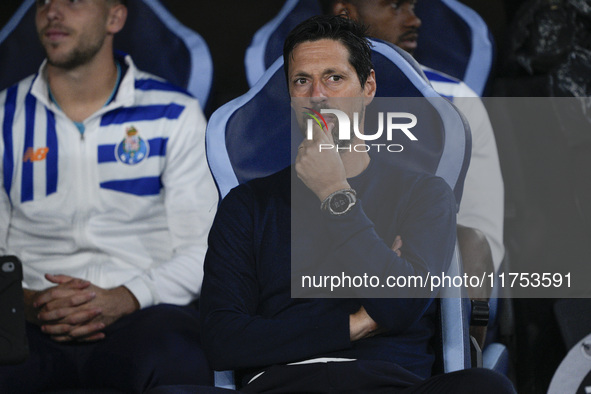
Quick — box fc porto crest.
[116,126,148,165]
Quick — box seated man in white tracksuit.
[0,0,218,392]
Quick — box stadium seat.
[244,0,494,96]
[414,0,495,96]
[0,1,213,392]
[207,38,473,389]
[244,0,321,87]
[0,0,214,113]
[242,0,509,374]
[215,39,470,203]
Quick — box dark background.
[0,0,529,108]
[0,1,586,393]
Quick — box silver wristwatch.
[321,188,357,216]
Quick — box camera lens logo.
[303,107,329,135]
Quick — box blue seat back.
[414,0,494,96]
[213,39,470,205]
[0,0,213,110]
[207,39,472,375]
[245,0,494,96]
[245,0,321,87]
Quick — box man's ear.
[332,1,360,21]
[107,4,127,35]
[364,69,376,105]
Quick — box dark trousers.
[240,360,516,394]
[0,304,212,393]
[148,360,517,394]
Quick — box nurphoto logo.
[303,107,418,153]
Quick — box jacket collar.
[29,53,138,119]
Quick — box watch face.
[330,193,350,213]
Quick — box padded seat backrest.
[0,0,213,109]
[245,0,494,96]
[211,33,472,375]
[245,0,321,87]
[212,39,470,204]
[208,39,472,374]
[414,0,494,96]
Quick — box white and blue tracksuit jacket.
[0,55,218,308]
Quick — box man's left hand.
[35,274,139,342]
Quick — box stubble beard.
[45,34,106,70]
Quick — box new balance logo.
[23,147,49,162]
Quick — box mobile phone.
[0,255,29,364]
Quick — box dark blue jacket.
[200,158,456,381]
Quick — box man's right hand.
[295,119,350,201]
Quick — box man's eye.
[328,75,342,82]
[294,78,307,85]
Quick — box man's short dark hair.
[283,15,373,88]
[109,0,127,6]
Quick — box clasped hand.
[25,274,138,342]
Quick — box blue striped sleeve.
[100,104,185,126]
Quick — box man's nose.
[310,80,328,101]
[405,9,421,28]
[42,0,63,21]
